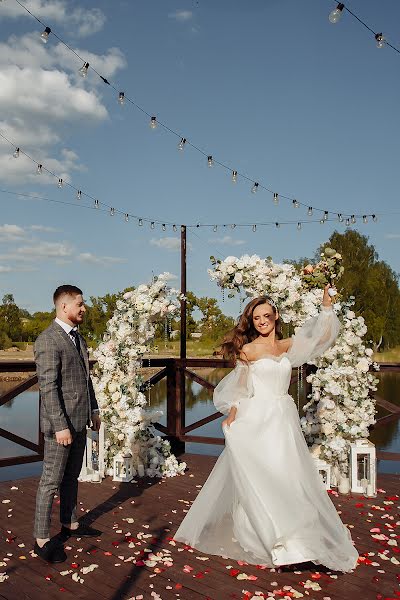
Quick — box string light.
[162,223,166,231]
[207,155,214,167]
[110,207,115,216]
[213,225,217,232]
[37,164,42,174]
[178,137,186,151]
[345,217,351,226]
[307,206,313,216]
[232,170,238,183]
[252,224,257,232]
[125,213,129,222]
[323,211,329,221]
[13,147,20,158]
[150,221,155,229]
[297,222,302,230]
[58,178,63,188]
[329,3,344,24]
[320,218,325,224]
[76,190,82,200]
[351,214,356,224]
[139,218,143,226]
[173,224,177,232]
[40,26,51,43]
[292,199,299,208]
[273,193,279,205]
[375,33,386,49]
[78,62,89,78]
[275,222,280,228]
[150,116,157,129]
[251,182,259,194]
[118,92,125,106]
[94,199,99,208]
[363,215,368,223]
[338,213,343,222]
[231,223,236,229]
[372,214,378,222]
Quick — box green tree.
[0,294,23,341]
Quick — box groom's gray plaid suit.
[33,321,98,539]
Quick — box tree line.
[0,231,399,351]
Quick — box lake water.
[0,369,399,482]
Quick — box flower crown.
[263,295,278,311]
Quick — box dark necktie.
[70,329,82,357]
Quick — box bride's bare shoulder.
[239,342,257,361]
[278,338,292,352]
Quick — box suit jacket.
[34,321,98,435]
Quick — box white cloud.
[150,237,181,251]
[168,10,193,22]
[16,241,74,258]
[210,235,246,246]
[0,265,12,273]
[0,33,126,185]
[78,253,126,265]
[385,233,400,239]
[0,1,107,37]
[0,224,27,241]
[29,225,59,232]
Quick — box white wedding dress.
[174,306,359,573]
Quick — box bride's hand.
[222,414,236,429]
[322,284,334,307]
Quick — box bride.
[174,285,358,573]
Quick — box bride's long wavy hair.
[217,296,283,363]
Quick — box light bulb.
[110,207,115,216]
[76,190,82,200]
[150,116,157,129]
[251,182,259,194]
[372,214,378,222]
[320,219,325,224]
[308,206,313,216]
[297,222,302,230]
[13,147,20,158]
[139,218,143,226]
[338,213,343,222]
[40,27,51,43]
[252,224,257,232]
[273,193,279,205]
[375,33,386,49]
[363,215,368,223]
[78,62,89,78]
[178,137,186,150]
[58,178,63,188]
[118,92,125,105]
[151,221,155,229]
[292,199,299,208]
[213,225,217,232]
[231,223,236,229]
[162,223,166,231]
[125,214,129,222]
[275,222,280,228]
[345,217,350,226]
[323,211,329,221]
[207,155,214,167]
[232,170,238,183]
[351,215,356,224]
[94,199,99,208]
[329,3,344,24]
[37,164,42,174]
[173,224,177,232]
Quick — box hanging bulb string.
[6,0,381,220]
[326,0,400,54]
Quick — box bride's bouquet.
[301,247,344,297]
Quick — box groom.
[33,285,101,563]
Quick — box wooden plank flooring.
[0,453,399,600]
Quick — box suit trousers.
[33,429,87,539]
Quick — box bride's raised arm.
[286,285,340,368]
[213,361,253,415]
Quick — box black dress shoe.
[34,539,67,563]
[61,523,102,538]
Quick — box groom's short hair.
[53,284,83,306]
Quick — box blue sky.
[0,0,399,316]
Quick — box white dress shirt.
[55,317,79,347]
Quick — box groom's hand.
[91,413,101,432]
[56,428,72,446]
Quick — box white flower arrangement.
[209,255,379,474]
[93,272,186,477]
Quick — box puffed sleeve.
[286,305,340,368]
[213,361,253,415]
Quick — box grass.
[150,339,218,358]
[373,346,400,362]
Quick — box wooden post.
[166,360,185,456]
[180,225,187,359]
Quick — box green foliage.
[0,294,23,341]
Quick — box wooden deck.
[0,454,399,600]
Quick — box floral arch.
[92,273,186,478]
[209,253,379,474]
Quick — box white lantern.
[313,458,331,490]
[349,440,377,496]
[113,454,135,482]
[79,423,105,483]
